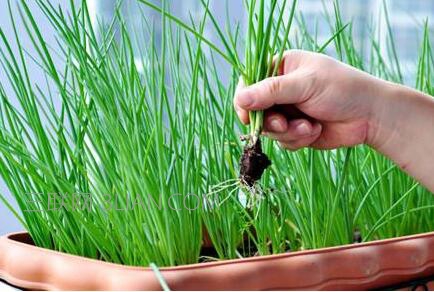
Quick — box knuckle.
[280,142,298,151]
[302,68,318,83]
[278,131,300,143]
[297,70,319,99]
[280,135,317,151]
[264,77,281,97]
[283,49,302,59]
[281,50,304,72]
[307,70,319,90]
[234,90,247,107]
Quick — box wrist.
[365,79,404,150]
[365,80,434,191]
[366,79,434,170]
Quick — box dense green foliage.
[0,0,433,267]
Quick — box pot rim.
[3,230,434,271]
[1,230,433,290]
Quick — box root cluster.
[239,139,271,186]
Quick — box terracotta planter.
[0,231,433,290]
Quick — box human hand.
[234,50,384,150]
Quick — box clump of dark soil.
[239,139,271,186]
[353,229,362,243]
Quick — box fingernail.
[269,118,286,133]
[237,92,253,107]
[295,123,311,136]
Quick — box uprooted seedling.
[234,0,296,186]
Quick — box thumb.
[234,73,308,111]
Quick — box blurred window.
[90,0,434,83]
